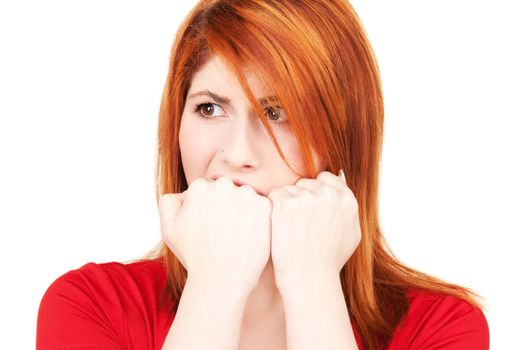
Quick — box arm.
[161,277,251,350]
[279,276,359,350]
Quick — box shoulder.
[40,258,167,304]
[37,258,174,349]
[387,289,490,350]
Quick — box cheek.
[273,131,306,174]
[273,130,326,176]
[179,117,218,184]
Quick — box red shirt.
[36,258,490,349]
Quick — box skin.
[179,55,328,317]
[173,54,361,349]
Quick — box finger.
[267,187,289,205]
[279,185,302,196]
[316,170,347,192]
[294,177,324,193]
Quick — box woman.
[36,0,489,349]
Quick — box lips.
[210,175,265,196]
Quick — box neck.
[244,258,283,317]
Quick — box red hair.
[137,0,486,348]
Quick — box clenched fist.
[158,176,272,294]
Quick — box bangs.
[194,3,328,177]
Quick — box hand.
[267,170,361,293]
[158,176,272,294]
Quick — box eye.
[265,106,288,125]
[194,102,288,126]
[266,105,283,121]
[193,103,225,119]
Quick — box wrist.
[277,273,343,304]
[185,274,254,302]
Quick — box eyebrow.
[187,89,278,106]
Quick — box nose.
[220,115,262,170]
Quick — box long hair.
[138,0,486,348]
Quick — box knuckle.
[214,177,234,190]
[215,176,231,184]
[239,184,255,195]
[259,197,273,211]
[323,185,338,197]
[302,190,315,201]
[295,178,310,187]
[190,178,208,189]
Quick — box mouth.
[210,175,266,196]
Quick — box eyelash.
[192,102,288,127]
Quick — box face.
[179,55,327,196]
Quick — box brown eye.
[267,107,280,121]
[201,103,215,116]
[193,102,225,119]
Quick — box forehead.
[189,55,269,98]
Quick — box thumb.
[158,192,185,234]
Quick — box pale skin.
[159,55,361,349]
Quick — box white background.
[1,0,523,348]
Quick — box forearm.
[161,277,250,350]
[280,276,359,350]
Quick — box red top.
[36,258,489,349]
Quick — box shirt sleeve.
[36,268,123,350]
[388,292,490,350]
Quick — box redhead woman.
[36,0,489,349]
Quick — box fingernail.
[339,169,346,182]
